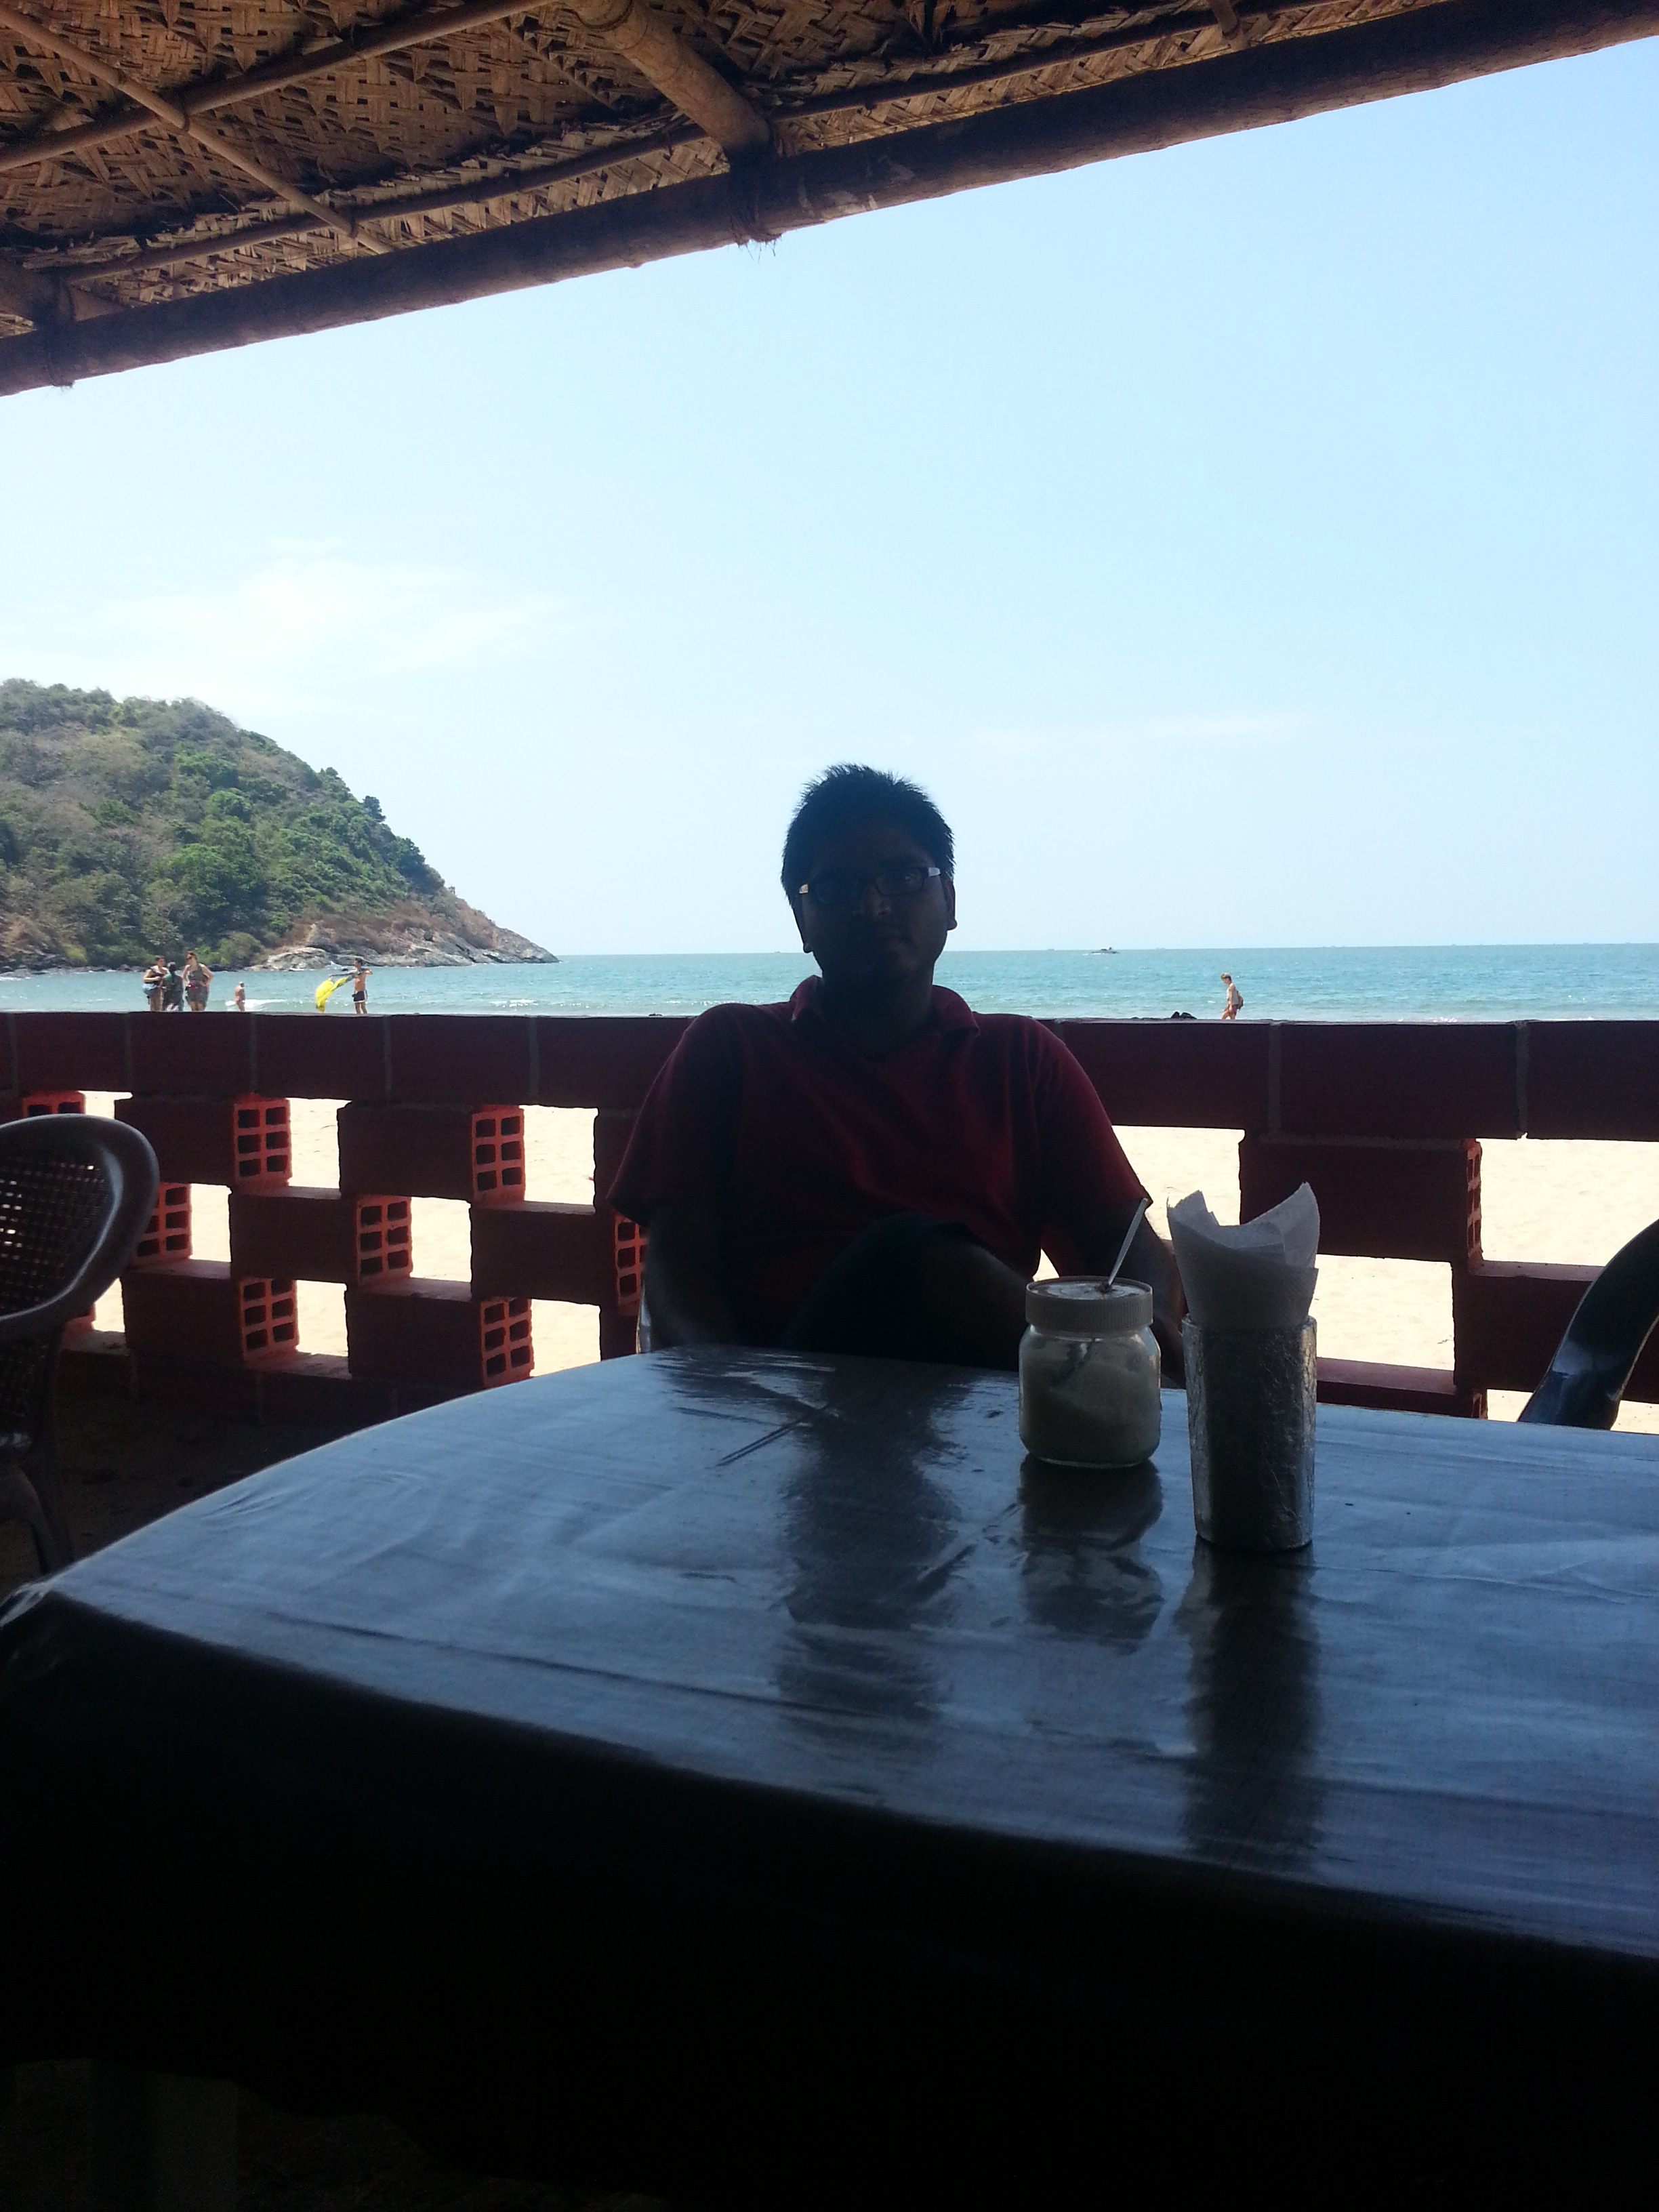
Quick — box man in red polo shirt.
[609,766,1184,1372]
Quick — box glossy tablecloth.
[1,1349,1655,2191]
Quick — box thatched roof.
[2,0,1653,393]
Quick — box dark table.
[2,1349,1656,2195]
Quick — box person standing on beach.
[161,959,184,1012]
[610,765,1185,1375]
[183,951,213,1012]
[1221,972,1243,1021]
[141,956,165,1013]
[351,958,371,1015]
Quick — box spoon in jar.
[1104,1195,1150,1288]
[1051,1197,1153,1394]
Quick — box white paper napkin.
[1168,1185,1319,1331]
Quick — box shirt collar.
[788,977,979,1033]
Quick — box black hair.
[781,765,955,897]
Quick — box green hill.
[0,680,550,970]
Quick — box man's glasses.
[798,864,943,907]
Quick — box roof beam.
[0,0,565,176]
[48,124,698,283]
[0,3,1189,180]
[0,1,387,246]
[0,247,115,323]
[25,14,1204,284]
[0,249,64,320]
[4,0,1656,392]
[568,0,771,156]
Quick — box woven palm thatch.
[1,0,1654,390]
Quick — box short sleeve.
[1029,1027,1147,1267]
[607,1011,741,1225]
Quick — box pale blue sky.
[5,39,1656,955]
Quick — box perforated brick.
[355,1197,413,1286]
[471,1107,525,1204]
[233,1095,292,1187]
[131,1183,192,1268]
[346,1279,531,1393]
[120,1094,293,1187]
[614,1215,648,1317]
[239,1276,298,1363]
[19,1090,85,1117]
[479,1295,533,1387]
[23,1082,100,1330]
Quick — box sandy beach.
[1120,1124,1659,1435]
[83,1096,1659,1435]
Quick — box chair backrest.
[1519,1216,1659,1431]
[0,1118,159,1446]
[0,1133,115,1319]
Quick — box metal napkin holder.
[1184,1316,1317,1553]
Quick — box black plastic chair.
[0,1115,159,1572]
[1518,1217,1659,1431]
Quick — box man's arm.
[608,1009,743,1347]
[641,1202,743,1347]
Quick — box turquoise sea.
[0,945,1653,1022]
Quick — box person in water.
[183,951,213,1012]
[351,958,371,1015]
[609,765,1184,1373]
[141,956,166,1013]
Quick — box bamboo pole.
[0,0,1204,180]
[26,15,1182,285]
[0,0,779,176]
[0,2,387,247]
[778,12,1223,127]
[3,0,1655,394]
[55,125,697,282]
[14,16,1214,286]
[0,0,564,176]
[569,0,771,155]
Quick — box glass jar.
[1018,1278,1162,1469]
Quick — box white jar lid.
[1025,1277,1153,1333]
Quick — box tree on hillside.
[0,680,449,968]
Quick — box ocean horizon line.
[0,943,1652,1026]
[4,937,1654,975]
